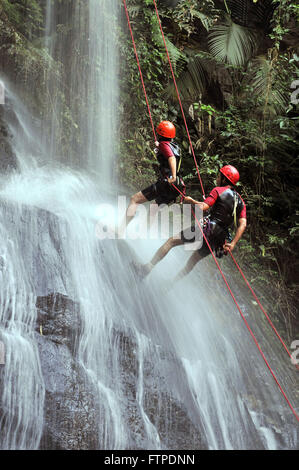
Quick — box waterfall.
[87,0,119,182]
[40,0,119,180]
[0,0,298,450]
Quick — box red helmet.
[220,165,240,185]
[156,121,176,139]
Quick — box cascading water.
[0,0,298,450]
[40,0,119,181]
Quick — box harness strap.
[177,155,182,174]
[232,191,238,228]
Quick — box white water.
[0,0,298,450]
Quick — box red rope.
[152,0,206,199]
[195,212,299,421]
[122,0,157,142]
[123,2,299,422]
[153,0,299,369]
[229,251,299,371]
[172,184,299,422]
[152,0,299,373]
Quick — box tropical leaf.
[191,11,214,31]
[208,15,259,66]
[127,5,141,18]
[165,52,208,102]
[226,0,275,29]
[150,14,186,72]
[248,56,289,114]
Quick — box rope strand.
[171,184,299,422]
[122,0,157,142]
[229,251,299,371]
[152,0,298,373]
[123,0,299,422]
[152,0,206,198]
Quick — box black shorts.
[179,223,227,258]
[141,180,179,206]
[178,225,210,258]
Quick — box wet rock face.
[142,357,206,450]
[35,293,207,450]
[35,294,101,450]
[36,335,101,450]
[0,112,17,173]
[36,293,81,352]
[114,329,207,450]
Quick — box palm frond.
[226,0,275,29]
[208,16,258,66]
[191,11,214,31]
[248,56,289,115]
[165,52,208,102]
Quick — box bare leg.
[118,191,148,237]
[173,250,203,283]
[151,237,184,265]
[141,236,184,277]
[148,202,159,228]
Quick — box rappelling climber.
[118,120,185,236]
[138,165,247,282]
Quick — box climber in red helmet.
[118,121,185,235]
[138,165,247,281]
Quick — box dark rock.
[36,293,81,352]
[36,333,101,450]
[111,328,207,450]
[35,295,208,450]
[0,111,18,173]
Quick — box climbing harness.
[152,0,206,199]
[156,141,181,176]
[232,191,238,228]
[122,0,299,421]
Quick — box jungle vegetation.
[0,0,298,336]
[119,0,299,336]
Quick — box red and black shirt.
[157,141,181,178]
[205,186,246,228]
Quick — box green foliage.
[120,0,299,330]
[271,0,299,46]
[208,15,259,66]
[1,0,297,330]
[150,12,186,72]
[247,54,290,115]
[171,0,217,35]
[1,0,44,39]
[165,51,208,102]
